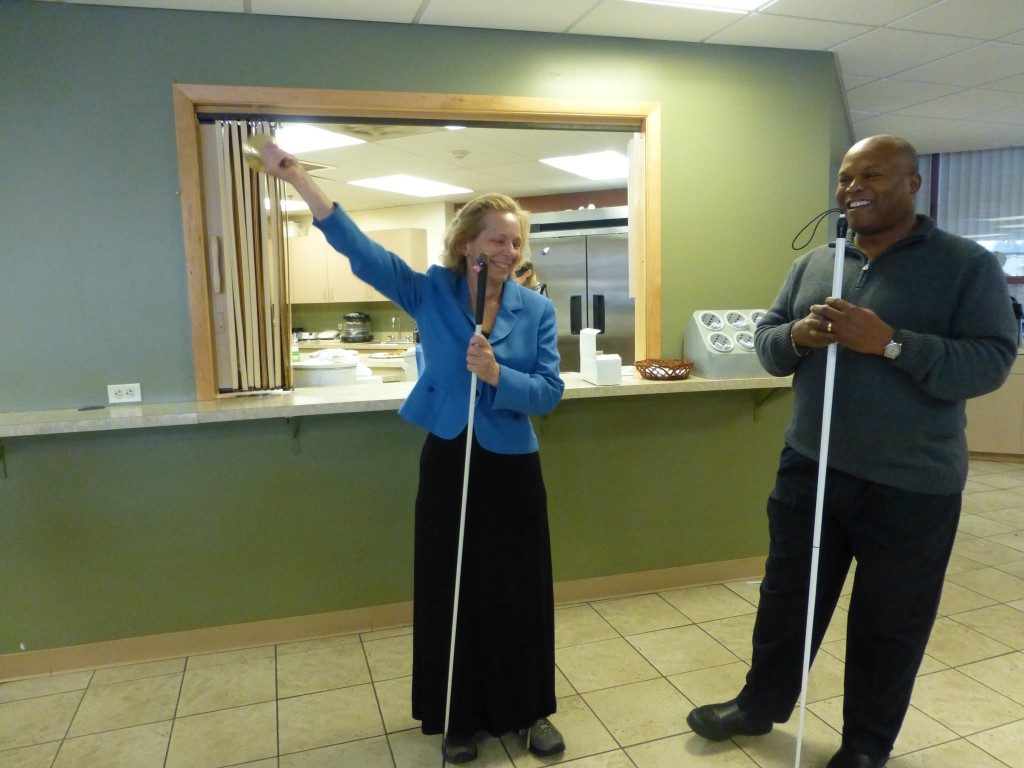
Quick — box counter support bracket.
[287,417,302,454]
[753,388,783,420]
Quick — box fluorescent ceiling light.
[281,199,310,213]
[541,150,628,181]
[445,125,467,131]
[276,124,364,154]
[264,197,310,213]
[348,174,472,198]
[623,0,774,12]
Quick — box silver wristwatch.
[883,331,903,360]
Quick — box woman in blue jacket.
[259,142,565,764]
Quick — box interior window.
[173,84,662,400]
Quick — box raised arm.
[258,140,335,221]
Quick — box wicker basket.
[634,358,694,381]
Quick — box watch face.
[884,341,901,359]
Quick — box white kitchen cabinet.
[287,228,428,304]
[363,228,429,301]
[287,233,362,303]
[287,233,326,303]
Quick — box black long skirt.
[411,430,556,738]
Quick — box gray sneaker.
[523,717,565,757]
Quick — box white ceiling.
[45,0,1024,209]
[275,123,635,212]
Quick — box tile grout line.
[360,631,398,768]
[274,642,281,768]
[162,661,186,768]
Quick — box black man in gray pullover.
[687,135,1017,768]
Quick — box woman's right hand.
[259,141,301,183]
[258,139,336,221]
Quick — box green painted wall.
[0,0,845,653]
[1,391,791,652]
[1,1,843,410]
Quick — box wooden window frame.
[173,83,662,401]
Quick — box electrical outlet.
[107,383,142,404]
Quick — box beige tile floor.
[4,458,1024,768]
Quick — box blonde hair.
[441,193,531,273]
[515,259,539,289]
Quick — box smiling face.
[462,212,523,284]
[836,136,921,242]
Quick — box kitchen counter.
[297,340,414,351]
[296,339,419,385]
[965,353,1024,455]
[0,373,791,438]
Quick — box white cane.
[442,253,490,766]
[793,215,848,768]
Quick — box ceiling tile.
[895,41,1024,87]
[705,14,871,50]
[889,0,1024,41]
[975,104,1024,124]
[377,130,532,167]
[474,128,631,159]
[250,0,423,22]
[829,28,980,78]
[851,113,1021,153]
[419,0,597,33]
[475,160,587,188]
[44,0,245,9]
[984,73,1024,93]
[301,142,424,180]
[847,79,963,113]
[849,110,882,122]
[842,73,877,90]
[282,123,630,211]
[759,0,938,27]
[570,3,739,43]
[893,87,1024,118]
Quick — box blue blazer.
[315,206,564,454]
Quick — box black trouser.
[736,447,960,758]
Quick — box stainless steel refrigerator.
[529,207,635,372]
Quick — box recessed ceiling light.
[276,124,364,154]
[348,174,472,198]
[264,197,310,213]
[623,0,775,12]
[541,150,628,181]
[281,199,310,212]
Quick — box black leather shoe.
[686,699,773,742]
[825,745,889,768]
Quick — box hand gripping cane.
[793,215,848,768]
[442,253,489,766]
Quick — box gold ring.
[827,322,833,333]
